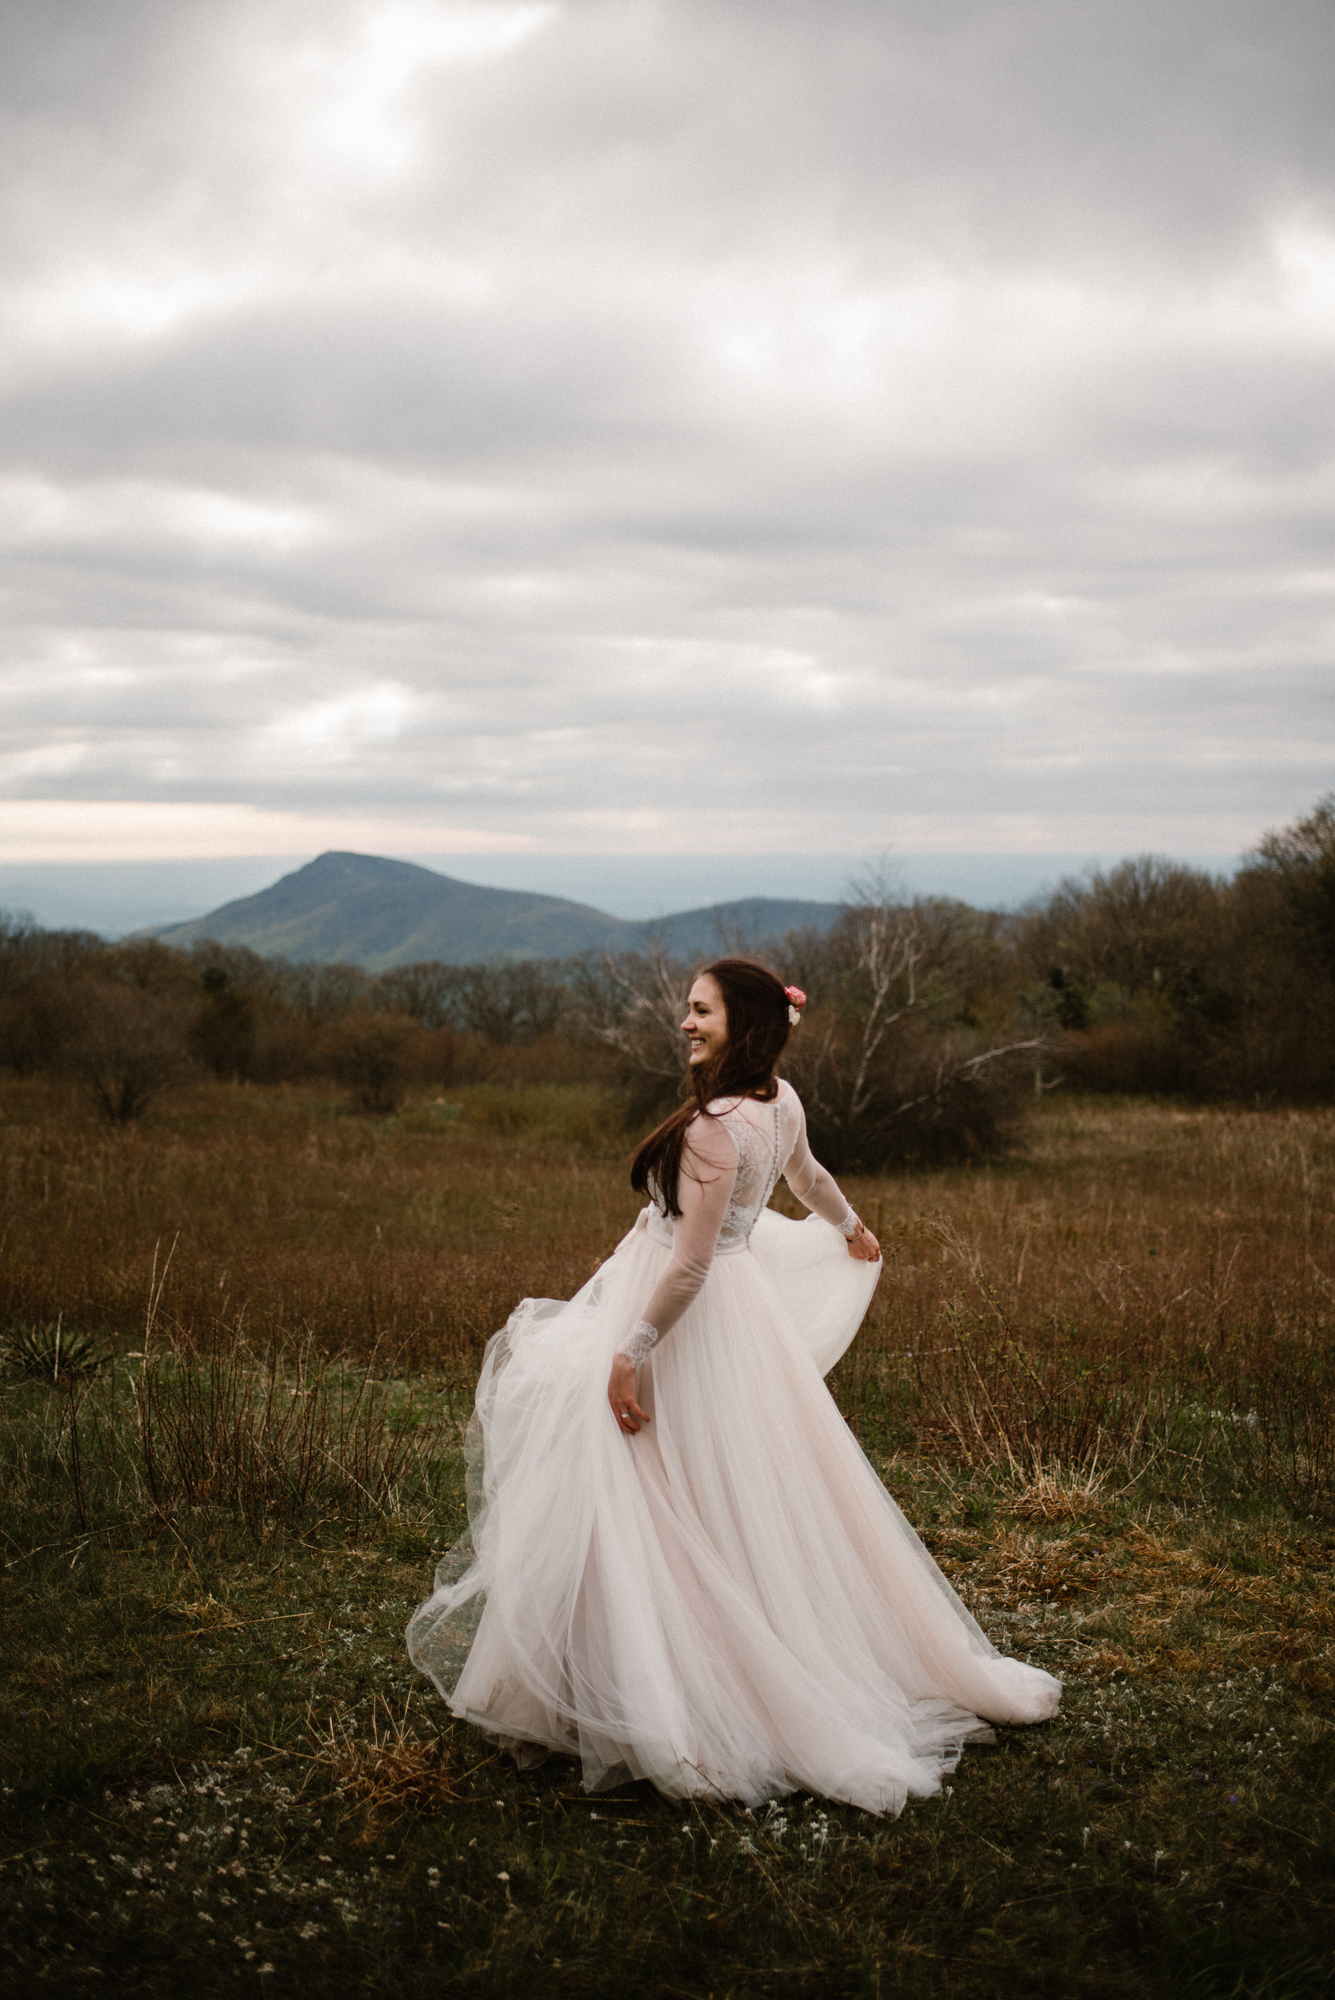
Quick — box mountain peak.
[293,850,459,887]
[155,854,846,968]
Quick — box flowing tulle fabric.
[748,1207,880,1375]
[407,1207,1060,1814]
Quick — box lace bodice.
[706,1093,788,1251]
[618,1081,859,1364]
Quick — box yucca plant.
[1,1316,108,1383]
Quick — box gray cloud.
[1,0,1332,876]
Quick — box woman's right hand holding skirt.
[607,1350,650,1434]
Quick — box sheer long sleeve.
[617,1115,738,1363]
[781,1097,859,1235]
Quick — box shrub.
[787,1015,1029,1172]
[0,977,80,1077]
[325,1011,419,1114]
[190,967,258,1080]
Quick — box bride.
[408,959,1060,1813]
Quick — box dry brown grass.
[308,1696,469,1820]
[0,1075,637,1364]
[822,1096,1335,1505]
[5,1078,1331,1356]
[847,1094,1335,1360]
[3,1076,1333,1505]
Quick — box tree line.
[2,795,1332,1170]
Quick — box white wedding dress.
[407,1081,1059,1813]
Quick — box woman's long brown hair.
[630,958,793,1217]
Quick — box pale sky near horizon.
[1,0,1332,901]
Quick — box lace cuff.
[837,1209,861,1239]
[617,1320,660,1368]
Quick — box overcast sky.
[1,0,1332,921]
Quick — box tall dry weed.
[3,1283,456,1544]
[123,1335,450,1536]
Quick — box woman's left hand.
[608,1354,650,1435]
[847,1223,881,1262]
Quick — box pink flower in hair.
[784,985,806,1026]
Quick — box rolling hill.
[154,852,845,969]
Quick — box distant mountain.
[153,852,845,969]
[637,897,845,960]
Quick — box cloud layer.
[2,0,1332,866]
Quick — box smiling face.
[681,973,729,1067]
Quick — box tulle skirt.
[407,1211,1060,1813]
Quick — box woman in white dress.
[407,959,1060,1814]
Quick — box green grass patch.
[3,1370,1333,1998]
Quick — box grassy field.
[2,1077,1333,1997]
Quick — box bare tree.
[452,963,568,1044]
[789,871,927,1142]
[0,913,104,1077]
[781,871,1039,1170]
[368,961,464,1031]
[570,941,692,1082]
[838,871,927,1122]
[65,980,197,1123]
[1250,791,1335,976]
